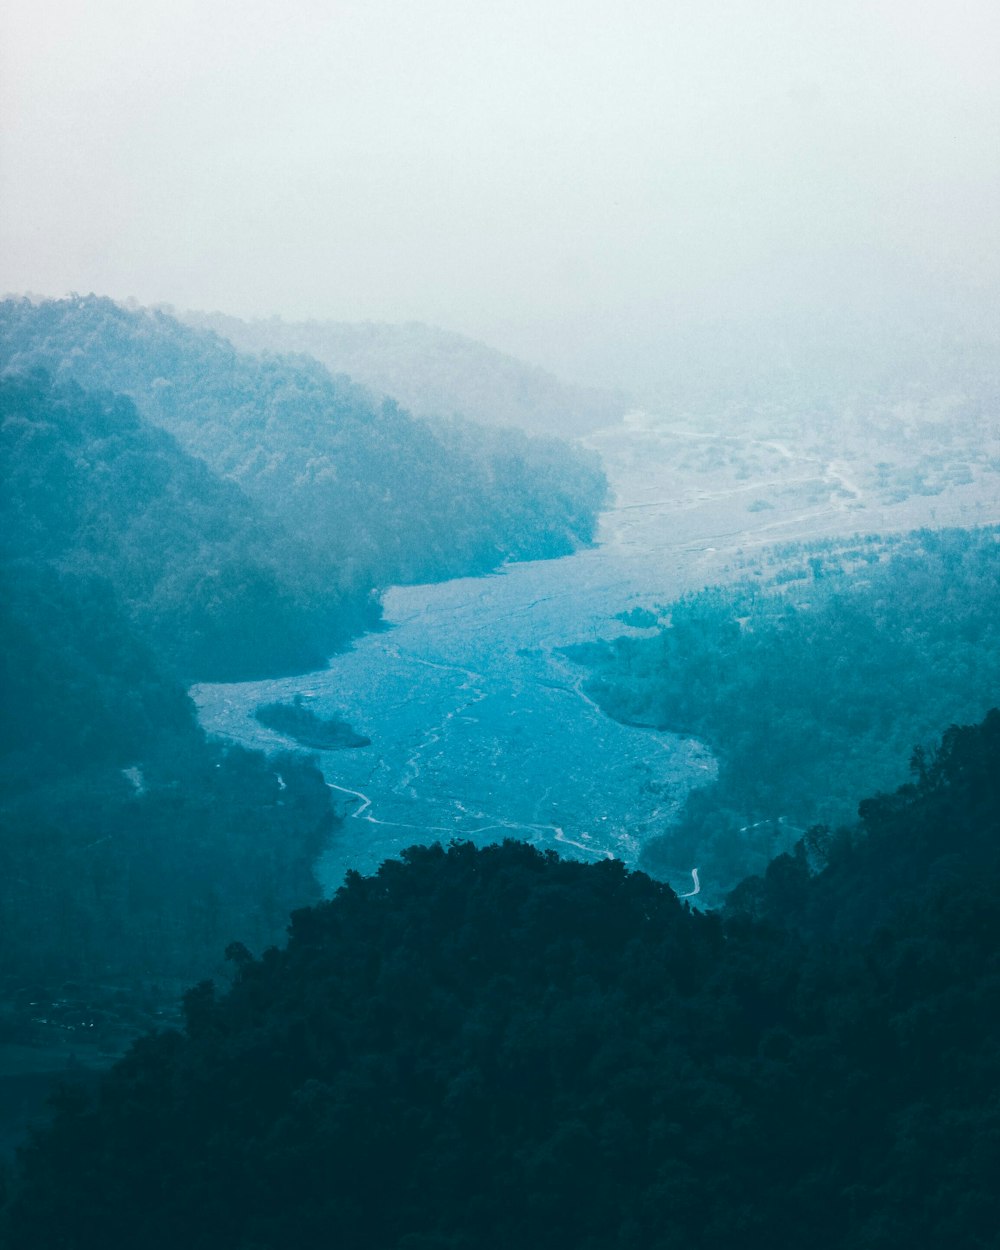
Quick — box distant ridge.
[0,296,609,605]
[184,311,629,438]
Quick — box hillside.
[0,376,347,1046]
[728,708,1000,939]
[186,310,629,437]
[6,711,1000,1249]
[566,526,1000,896]
[0,372,373,681]
[0,559,333,992]
[0,297,609,593]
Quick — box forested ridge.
[1,372,372,681]
[0,296,608,602]
[568,525,1000,896]
[5,710,999,1249]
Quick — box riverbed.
[193,413,1000,898]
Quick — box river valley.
[194,412,1000,900]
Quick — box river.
[193,413,999,897]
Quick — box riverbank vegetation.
[566,525,1000,896]
[5,708,999,1249]
[0,558,333,991]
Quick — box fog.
[2,0,998,392]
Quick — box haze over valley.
[3,2,1000,1246]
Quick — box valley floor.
[194,414,1000,898]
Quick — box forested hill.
[0,374,345,1051]
[185,310,629,436]
[567,526,1000,897]
[0,297,608,591]
[1,373,373,681]
[0,369,340,1030]
[729,708,1000,941]
[0,557,333,991]
[7,710,1000,1249]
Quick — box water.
[194,414,999,896]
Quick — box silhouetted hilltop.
[8,712,1000,1249]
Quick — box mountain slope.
[0,372,373,680]
[0,558,333,987]
[567,526,1000,895]
[186,310,629,436]
[0,297,608,591]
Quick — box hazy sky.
[2,0,999,386]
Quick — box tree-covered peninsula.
[567,525,1000,896]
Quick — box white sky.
[2,0,999,386]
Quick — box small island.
[254,695,371,751]
[614,605,660,628]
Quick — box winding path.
[679,868,701,898]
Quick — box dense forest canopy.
[0,548,333,992]
[6,709,999,1249]
[568,525,1000,897]
[0,372,371,681]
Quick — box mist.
[2,0,999,394]
[8,5,1000,1236]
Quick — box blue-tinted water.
[194,418,995,895]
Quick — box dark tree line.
[6,710,1000,1248]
